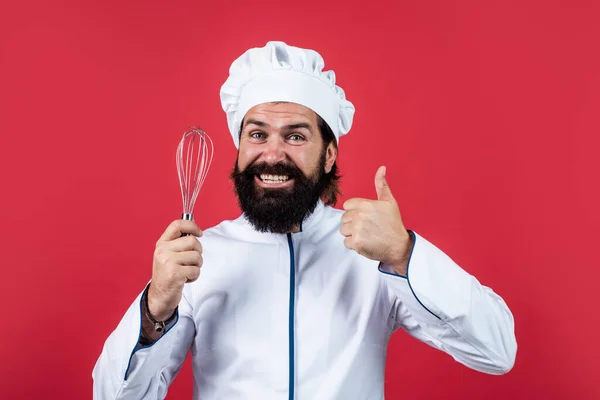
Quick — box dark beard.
[231,152,327,234]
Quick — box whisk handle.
[181,213,193,236]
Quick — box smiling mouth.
[258,174,291,184]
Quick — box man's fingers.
[339,221,354,237]
[343,198,371,211]
[343,236,355,250]
[176,250,203,266]
[180,264,201,283]
[159,220,203,242]
[374,166,397,204]
[341,210,360,223]
[166,235,203,253]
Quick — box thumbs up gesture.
[340,166,413,275]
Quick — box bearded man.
[93,41,517,400]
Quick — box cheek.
[237,147,260,170]
[287,148,317,174]
[236,155,248,171]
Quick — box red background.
[1,0,599,399]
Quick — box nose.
[260,136,286,164]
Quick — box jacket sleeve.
[92,284,195,399]
[379,231,517,375]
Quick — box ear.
[324,142,337,174]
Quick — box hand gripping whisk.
[176,126,214,221]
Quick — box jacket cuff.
[379,230,466,326]
[379,230,443,325]
[125,284,179,379]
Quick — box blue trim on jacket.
[377,230,441,320]
[123,284,180,380]
[286,233,296,400]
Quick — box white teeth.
[260,174,289,183]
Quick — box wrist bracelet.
[143,287,178,333]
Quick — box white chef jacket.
[93,200,516,399]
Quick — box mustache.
[241,161,303,178]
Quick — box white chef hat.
[220,41,355,148]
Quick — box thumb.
[375,166,395,202]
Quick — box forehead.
[243,102,318,127]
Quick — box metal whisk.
[176,126,214,221]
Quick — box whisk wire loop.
[176,126,214,220]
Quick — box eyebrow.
[243,119,313,132]
[244,119,269,129]
[283,123,312,132]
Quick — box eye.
[287,133,305,142]
[249,131,266,140]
